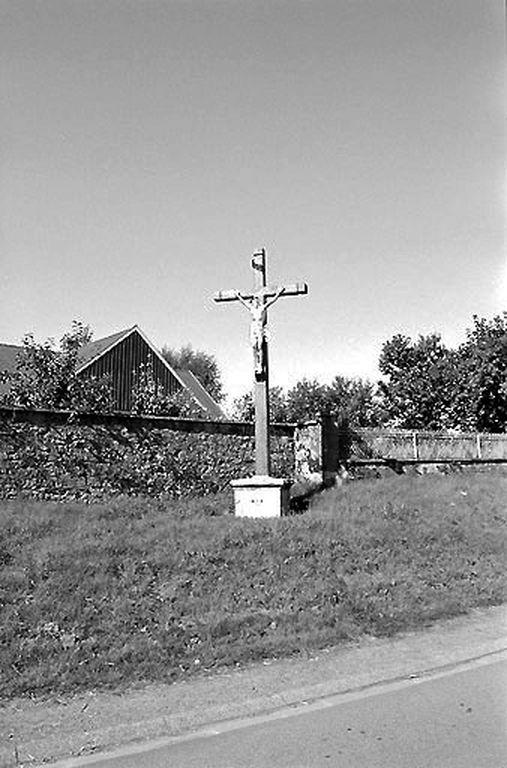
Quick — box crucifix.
[214,248,308,477]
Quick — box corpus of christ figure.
[234,287,284,376]
[213,248,308,476]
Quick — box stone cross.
[214,248,308,476]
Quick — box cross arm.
[277,282,308,297]
[213,289,242,303]
[213,283,308,303]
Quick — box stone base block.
[230,475,292,518]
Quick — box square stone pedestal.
[231,475,292,518]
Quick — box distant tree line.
[232,313,507,433]
[1,313,506,433]
[376,313,507,433]
[231,377,382,427]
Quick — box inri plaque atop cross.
[214,249,308,484]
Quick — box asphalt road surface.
[63,654,507,768]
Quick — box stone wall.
[0,408,297,502]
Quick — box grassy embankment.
[1,473,505,699]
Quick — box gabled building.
[0,325,226,420]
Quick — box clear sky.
[1,0,505,404]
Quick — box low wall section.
[1,408,506,501]
[0,408,296,502]
[347,427,507,462]
[308,416,507,482]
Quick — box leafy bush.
[0,322,115,413]
[1,473,505,699]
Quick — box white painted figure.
[235,289,283,375]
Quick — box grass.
[0,473,505,700]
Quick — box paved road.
[60,655,507,768]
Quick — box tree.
[326,375,384,427]
[231,376,382,424]
[378,315,507,433]
[453,313,507,432]
[285,379,329,422]
[0,321,114,412]
[130,356,208,418]
[161,344,224,403]
[378,333,458,430]
[130,358,180,416]
[231,386,288,422]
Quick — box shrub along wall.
[0,421,294,502]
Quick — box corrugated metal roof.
[0,343,23,372]
[77,327,135,369]
[0,344,24,395]
[175,368,226,420]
